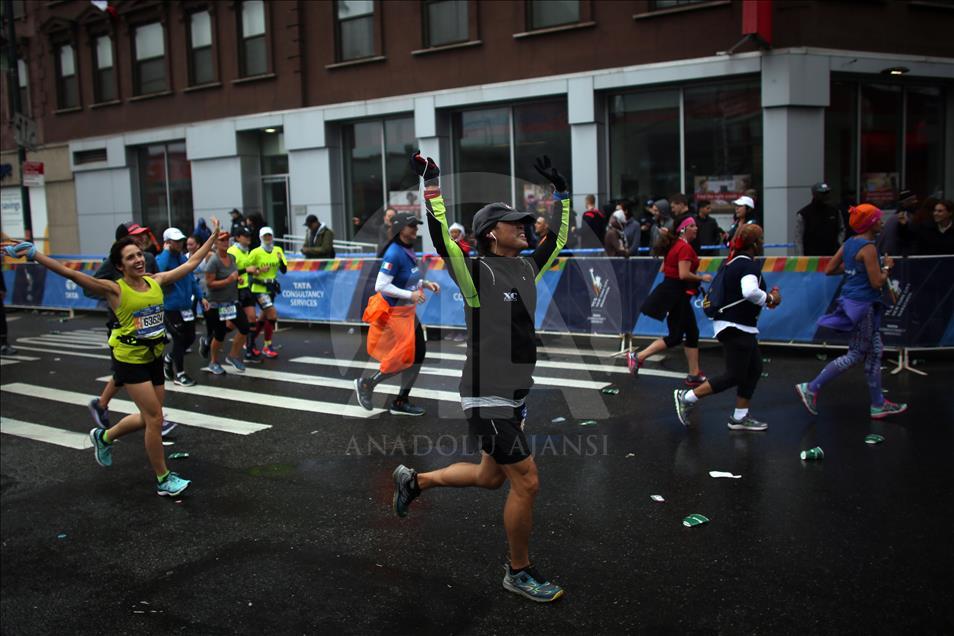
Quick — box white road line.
[94,376,386,419]
[0,354,41,361]
[0,359,19,366]
[223,366,461,403]
[26,334,108,345]
[0,417,92,450]
[423,350,678,377]
[8,345,110,360]
[1,383,270,435]
[288,356,619,389]
[16,337,109,350]
[38,332,107,341]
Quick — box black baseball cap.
[232,225,252,238]
[473,203,535,238]
[391,212,421,233]
[304,214,318,226]
[811,182,831,195]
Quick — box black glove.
[410,151,440,181]
[533,155,567,193]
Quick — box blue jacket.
[155,249,202,311]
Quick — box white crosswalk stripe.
[1,417,92,449]
[1,383,270,435]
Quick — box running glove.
[533,155,567,193]
[410,151,440,182]
[3,241,36,260]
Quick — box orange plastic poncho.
[362,292,416,374]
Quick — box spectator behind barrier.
[899,198,954,255]
[692,201,725,256]
[302,214,335,259]
[603,210,630,257]
[795,182,844,256]
[581,194,607,249]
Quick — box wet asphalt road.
[1,310,952,634]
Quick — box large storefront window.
[608,80,761,219]
[825,80,947,208]
[343,116,416,239]
[608,90,680,203]
[138,142,193,238]
[684,81,762,217]
[452,100,571,230]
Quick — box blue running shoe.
[871,399,907,420]
[89,428,112,467]
[502,565,564,603]
[795,383,818,416]
[225,356,246,373]
[161,420,178,437]
[88,397,110,428]
[156,472,191,497]
[206,362,226,375]
[392,464,420,518]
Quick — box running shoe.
[727,415,768,431]
[88,397,110,428]
[156,472,191,497]
[245,347,262,362]
[225,356,246,373]
[161,420,178,437]
[206,362,226,375]
[0,344,18,355]
[870,400,908,420]
[627,351,642,377]
[673,389,695,427]
[199,336,210,359]
[392,464,421,518]
[795,383,818,416]
[174,372,197,387]
[262,345,279,359]
[163,356,175,382]
[502,565,565,603]
[685,373,707,388]
[355,378,374,411]
[89,428,112,467]
[389,399,425,416]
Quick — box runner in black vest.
[390,152,569,603]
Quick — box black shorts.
[112,356,164,387]
[238,287,256,309]
[466,405,531,465]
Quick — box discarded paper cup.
[651,495,665,502]
[800,447,824,461]
[600,385,620,395]
[682,513,709,527]
[168,451,190,459]
[579,420,598,426]
[864,434,885,445]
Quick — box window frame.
[130,20,170,96]
[186,8,218,86]
[54,42,81,110]
[90,32,118,103]
[335,0,379,63]
[422,0,474,49]
[525,0,587,32]
[236,0,272,78]
[16,57,30,117]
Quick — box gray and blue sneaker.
[502,565,565,603]
[673,389,695,427]
[389,399,425,416]
[174,372,197,387]
[89,428,112,467]
[355,378,373,411]
[392,464,421,518]
[156,472,191,497]
[199,336,210,359]
[161,420,178,437]
[206,362,226,375]
[225,356,246,373]
[795,383,818,416]
[88,397,110,428]
[163,356,175,382]
[727,415,768,431]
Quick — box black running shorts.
[466,405,531,465]
[112,356,164,387]
[238,287,256,308]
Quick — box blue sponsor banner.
[273,267,363,322]
[40,270,102,310]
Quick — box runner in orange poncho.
[355,212,440,416]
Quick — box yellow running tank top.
[108,277,166,364]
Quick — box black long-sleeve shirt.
[425,193,569,407]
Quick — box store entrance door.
[262,176,290,243]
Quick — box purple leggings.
[808,305,884,407]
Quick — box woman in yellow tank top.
[5,217,219,497]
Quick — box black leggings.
[205,305,251,343]
[663,294,699,348]
[165,310,196,374]
[708,327,762,400]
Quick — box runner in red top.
[629,217,712,387]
